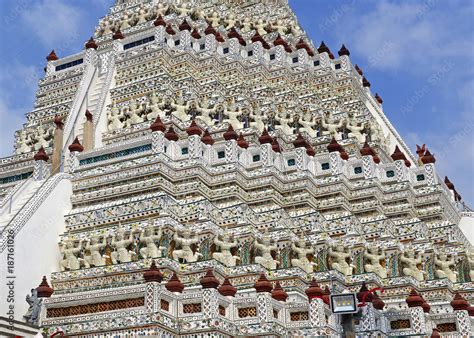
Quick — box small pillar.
[154,16,166,43]
[450,293,472,335]
[337,44,351,71]
[305,279,327,328]
[201,130,215,163]
[391,146,409,182]
[83,110,94,151]
[316,41,331,68]
[360,142,376,179]
[33,147,49,180]
[178,19,191,50]
[144,260,163,314]
[150,116,166,154]
[51,115,63,174]
[45,50,58,76]
[186,120,202,159]
[254,273,273,323]
[224,125,238,163]
[329,151,343,175]
[164,126,179,159]
[259,128,274,168]
[406,289,428,335]
[420,150,437,185]
[206,34,217,51]
[200,269,220,319]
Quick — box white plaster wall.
[459,216,474,245]
[0,177,72,321]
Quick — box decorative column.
[406,289,428,335]
[67,137,84,173]
[83,110,94,151]
[51,115,63,174]
[45,50,58,76]
[450,293,472,336]
[296,39,315,64]
[201,130,215,164]
[36,276,54,327]
[154,15,166,43]
[360,142,379,179]
[164,126,179,160]
[33,147,49,180]
[237,133,249,166]
[293,134,310,171]
[218,277,237,320]
[254,273,273,323]
[420,150,437,185]
[337,45,351,71]
[151,116,166,154]
[200,269,220,319]
[186,120,202,159]
[391,146,409,182]
[316,41,331,68]
[305,279,327,328]
[178,19,191,49]
[223,125,238,163]
[327,137,345,175]
[143,261,163,314]
[204,24,217,52]
[259,128,274,168]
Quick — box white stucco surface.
[0,177,72,321]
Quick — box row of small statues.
[58,226,473,283]
[15,125,54,155]
[97,2,300,38]
[107,92,376,142]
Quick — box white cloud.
[20,0,85,50]
[336,0,473,72]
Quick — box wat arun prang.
[0,0,473,336]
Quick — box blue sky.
[0,0,472,205]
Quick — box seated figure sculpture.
[291,237,314,273]
[400,249,424,281]
[139,225,164,259]
[364,247,387,278]
[84,234,108,267]
[434,251,456,282]
[254,233,279,270]
[111,228,135,264]
[212,231,240,267]
[329,244,352,276]
[172,227,201,263]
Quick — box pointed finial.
[68,137,84,153]
[37,276,54,298]
[338,44,350,56]
[317,41,330,54]
[113,29,124,40]
[46,50,58,61]
[34,147,49,161]
[85,37,98,50]
[201,129,215,145]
